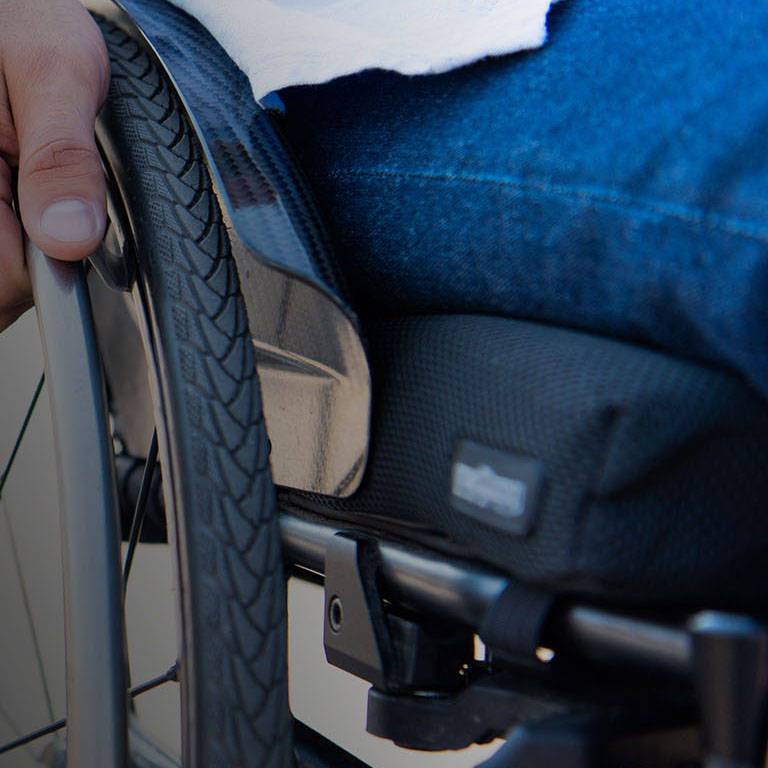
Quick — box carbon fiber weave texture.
[119,0,349,303]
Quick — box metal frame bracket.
[323,533,396,690]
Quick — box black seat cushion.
[285,314,768,609]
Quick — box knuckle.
[24,137,102,182]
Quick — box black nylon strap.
[480,582,556,659]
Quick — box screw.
[328,595,344,633]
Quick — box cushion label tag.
[450,441,544,536]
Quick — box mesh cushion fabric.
[286,315,768,609]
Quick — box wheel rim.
[0,243,185,767]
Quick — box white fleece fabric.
[168,0,558,100]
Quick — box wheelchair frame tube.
[28,243,128,768]
[280,511,692,677]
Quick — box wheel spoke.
[0,701,23,744]
[0,372,55,742]
[0,713,66,756]
[1,499,56,724]
[0,663,179,756]
[0,373,45,500]
[129,662,179,696]
[122,429,159,589]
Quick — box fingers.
[0,157,32,333]
[4,0,110,260]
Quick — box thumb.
[8,6,109,260]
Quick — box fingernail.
[40,199,100,243]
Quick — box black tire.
[96,18,291,768]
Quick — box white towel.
[169,0,558,100]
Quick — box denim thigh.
[278,0,768,397]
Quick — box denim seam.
[315,167,768,247]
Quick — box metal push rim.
[0,241,185,764]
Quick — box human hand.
[0,0,109,330]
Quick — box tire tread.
[98,19,291,767]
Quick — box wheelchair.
[1,0,767,766]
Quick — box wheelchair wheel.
[0,17,291,768]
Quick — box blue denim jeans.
[278,0,768,398]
